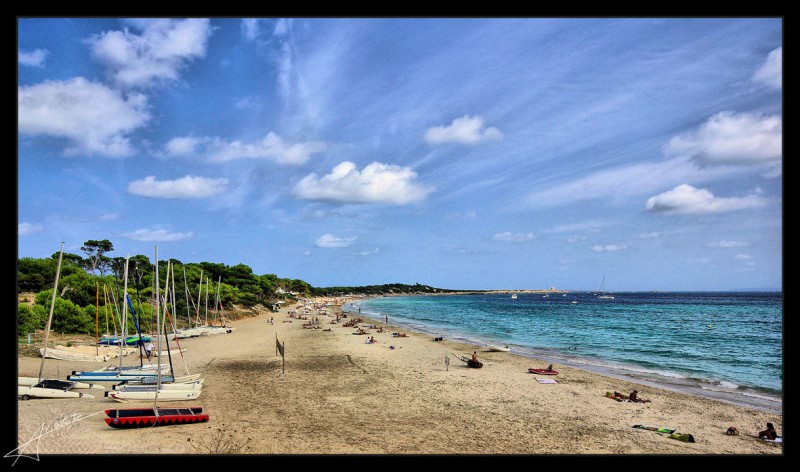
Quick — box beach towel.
[633,425,675,434]
[668,432,695,443]
[535,378,558,384]
[762,436,782,443]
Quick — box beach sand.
[16,301,782,456]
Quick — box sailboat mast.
[38,242,64,382]
[183,266,191,330]
[119,256,130,370]
[205,277,209,326]
[154,246,162,403]
[195,270,203,327]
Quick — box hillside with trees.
[17,239,460,338]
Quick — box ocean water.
[347,292,783,414]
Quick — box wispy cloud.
[19,48,48,67]
[645,184,769,215]
[686,258,710,264]
[353,248,380,256]
[665,111,781,168]
[315,233,357,248]
[546,220,608,234]
[707,240,750,248]
[735,253,752,260]
[127,175,229,199]
[592,244,627,252]
[87,18,212,89]
[122,228,193,242]
[425,115,503,145]
[520,157,707,209]
[565,235,587,243]
[753,47,781,90]
[638,232,660,239]
[18,77,150,157]
[18,222,44,236]
[241,18,261,42]
[165,133,327,165]
[293,161,435,205]
[493,231,535,242]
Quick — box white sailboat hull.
[18,385,95,399]
[111,380,203,392]
[106,389,201,402]
[18,376,105,390]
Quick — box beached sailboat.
[105,246,209,426]
[18,243,97,400]
[104,248,202,402]
[597,275,615,300]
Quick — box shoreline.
[346,297,782,415]
[17,298,782,455]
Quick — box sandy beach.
[16,300,783,456]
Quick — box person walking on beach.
[385,315,389,324]
[145,341,155,360]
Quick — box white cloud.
[707,240,750,248]
[315,234,357,248]
[645,184,769,215]
[18,222,44,236]
[353,248,380,256]
[592,244,627,252]
[87,18,212,89]
[293,161,435,205]
[241,18,260,42]
[425,115,503,145]
[735,253,752,260]
[18,77,150,157]
[99,213,120,222]
[565,235,587,243]
[122,228,193,242]
[127,175,229,199]
[19,48,48,67]
[493,231,535,242]
[753,47,781,90]
[686,258,710,264]
[665,111,782,167]
[165,136,208,156]
[165,132,326,165]
[639,232,660,239]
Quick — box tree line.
[17,239,454,337]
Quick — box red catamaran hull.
[105,409,208,428]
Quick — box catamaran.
[105,252,202,402]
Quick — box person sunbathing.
[611,391,628,400]
[628,390,651,403]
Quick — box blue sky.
[18,18,782,291]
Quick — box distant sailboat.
[598,275,615,300]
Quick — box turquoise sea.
[346,291,782,414]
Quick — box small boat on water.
[511,293,517,299]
